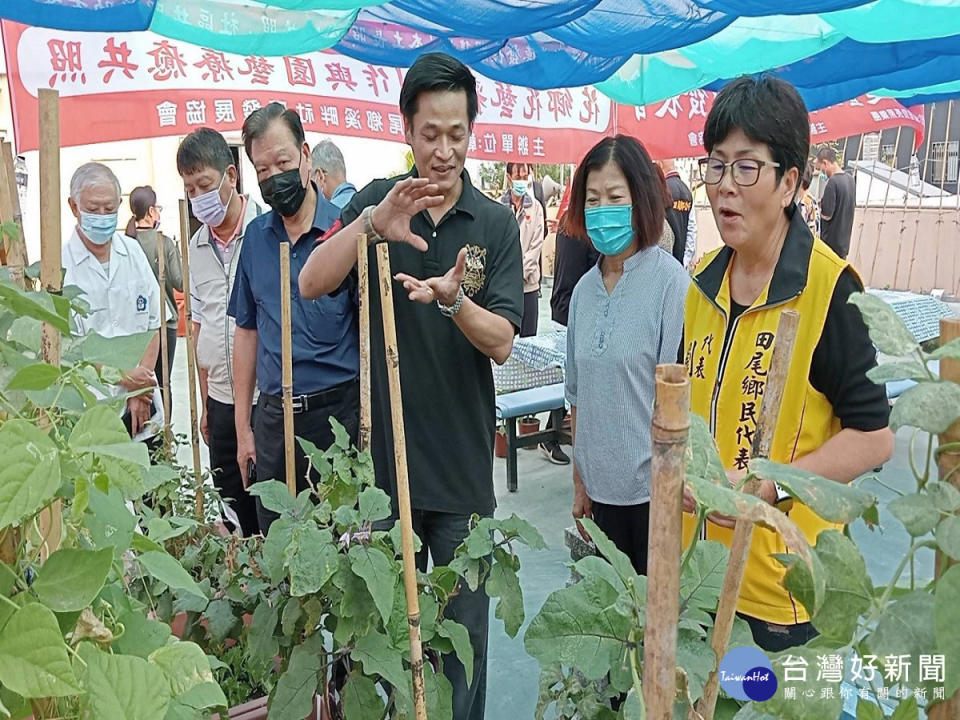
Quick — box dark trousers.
[413,510,489,720]
[591,501,650,576]
[740,613,818,652]
[207,397,259,537]
[520,290,539,338]
[154,326,178,417]
[252,380,359,532]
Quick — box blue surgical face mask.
[512,179,529,196]
[585,205,634,256]
[79,211,118,245]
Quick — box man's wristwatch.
[437,286,465,317]
[772,480,793,510]
[361,205,385,244]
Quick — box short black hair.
[704,75,809,182]
[816,146,838,163]
[400,53,477,126]
[242,102,305,161]
[505,162,532,177]
[563,135,664,251]
[177,127,234,176]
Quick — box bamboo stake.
[868,125,903,285]
[148,229,173,452]
[279,242,297,498]
[30,87,63,720]
[698,310,800,720]
[644,363,690,719]
[375,244,428,720]
[356,234,371,452]
[907,103,937,289]
[930,318,960,720]
[935,316,960,579]
[38,90,61,370]
[36,89,62,559]
[0,141,28,289]
[0,142,19,567]
[179,200,204,520]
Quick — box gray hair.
[69,162,121,203]
[311,140,346,178]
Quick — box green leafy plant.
[522,292,960,720]
[0,278,228,719]
[129,418,547,719]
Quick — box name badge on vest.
[136,295,147,312]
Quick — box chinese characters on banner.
[2,21,925,160]
[618,90,926,158]
[778,652,946,704]
[3,21,611,160]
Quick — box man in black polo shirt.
[300,53,522,720]
[229,103,359,532]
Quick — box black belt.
[260,378,357,414]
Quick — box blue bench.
[496,383,571,492]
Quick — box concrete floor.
[168,291,935,718]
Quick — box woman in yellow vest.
[682,76,895,652]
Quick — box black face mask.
[259,157,307,218]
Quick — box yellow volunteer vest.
[682,212,854,625]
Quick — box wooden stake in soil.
[179,200,204,520]
[698,310,800,720]
[375,244,428,720]
[36,88,63,558]
[0,141,23,564]
[356,233,371,452]
[148,229,173,452]
[38,90,61,370]
[930,318,960,719]
[0,141,28,289]
[279,242,297,498]
[30,87,63,720]
[644,363,690,720]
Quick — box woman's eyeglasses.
[698,157,780,187]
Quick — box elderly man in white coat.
[63,162,163,445]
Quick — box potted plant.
[495,421,508,458]
[519,413,541,438]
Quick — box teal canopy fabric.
[4,0,960,108]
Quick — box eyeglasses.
[698,157,781,187]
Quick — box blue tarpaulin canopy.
[4,0,960,109]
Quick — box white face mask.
[190,172,233,227]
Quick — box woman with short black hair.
[682,75,894,651]
[565,135,689,574]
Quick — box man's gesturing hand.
[395,247,467,307]
[372,177,444,251]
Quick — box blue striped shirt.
[566,246,689,505]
